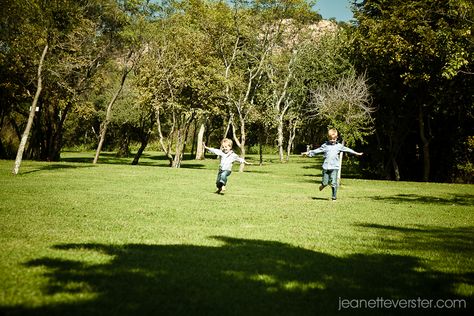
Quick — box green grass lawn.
[0,152,473,315]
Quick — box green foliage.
[0,0,132,160]
[296,29,355,90]
[247,144,278,154]
[353,0,472,83]
[454,136,474,183]
[4,0,471,182]
[352,0,473,181]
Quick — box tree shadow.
[302,164,322,170]
[20,164,95,175]
[61,153,209,169]
[302,173,321,181]
[2,236,472,316]
[355,224,474,254]
[242,170,270,174]
[60,153,138,166]
[151,163,207,169]
[370,193,474,206]
[312,197,330,201]
[302,170,362,183]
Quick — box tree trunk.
[46,103,72,161]
[93,52,133,164]
[286,120,297,162]
[12,44,48,175]
[230,117,247,172]
[132,132,149,165]
[259,125,264,166]
[418,104,430,181]
[392,156,400,181]
[239,144,246,172]
[223,115,232,139]
[93,72,128,163]
[277,118,284,162]
[190,120,197,157]
[238,121,246,173]
[132,114,155,165]
[172,118,192,168]
[181,118,193,159]
[155,107,174,167]
[337,140,344,186]
[172,128,184,168]
[195,121,206,160]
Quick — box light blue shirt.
[308,141,358,170]
[207,148,245,171]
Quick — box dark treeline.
[1,0,472,182]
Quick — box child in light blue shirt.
[204,138,251,194]
[302,129,363,200]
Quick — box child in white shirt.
[204,138,251,193]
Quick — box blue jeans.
[322,169,338,199]
[216,169,232,188]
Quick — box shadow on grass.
[152,163,207,169]
[355,224,474,253]
[61,153,151,165]
[2,236,472,316]
[61,153,207,169]
[312,197,329,201]
[370,193,474,206]
[20,164,95,175]
[243,169,270,174]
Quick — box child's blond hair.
[221,138,233,147]
[328,128,338,140]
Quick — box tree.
[136,2,221,167]
[1,0,129,162]
[264,22,303,162]
[352,0,473,181]
[309,72,374,147]
[12,45,48,174]
[0,0,48,159]
[93,50,142,164]
[308,72,374,182]
[92,0,155,163]
[285,25,357,157]
[264,18,341,162]
[222,0,317,171]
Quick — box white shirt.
[207,148,245,171]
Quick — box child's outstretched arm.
[235,156,252,165]
[303,146,325,157]
[341,145,363,156]
[203,143,223,156]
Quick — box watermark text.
[338,297,467,311]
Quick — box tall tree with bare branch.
[12,45,48,175]
[309,72,374,183]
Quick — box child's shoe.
[221,185,226,192]
[319,184,325,191]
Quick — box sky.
[313,0,354,22]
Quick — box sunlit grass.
[0,152,473,315]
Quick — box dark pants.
[216,170,232,188]
[322,169,338,199]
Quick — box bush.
[453,136,474,183]
[247,144,278,155]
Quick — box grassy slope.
[0,152,473,315]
